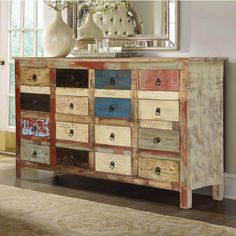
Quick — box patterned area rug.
[0,184,236,236]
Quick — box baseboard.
[193,173,236,200]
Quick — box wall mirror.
[67,0,179,51]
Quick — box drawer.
[56,147,89,168]
[139,70,179,91]
[56,122,88,143]
[56,69,88,88]
[95,125,131,147]
[139,128,179,152]
[95,152,131,175]
[21,143,50,164]
[95,70,131,90]
[20,68,50,87]
[20,93,50,112]
[56,95,88,115]
[95,98,131,119]
[21,118,50,137]
[139,158,179,182]
[139,100,179,122]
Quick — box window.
[9,0,44,127]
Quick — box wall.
[147,1,236,174]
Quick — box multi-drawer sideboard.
[15,57,224,209]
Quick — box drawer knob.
[31,125,37,133]
[155,107,161,116]
[110,133,115,141]
[69,129,74,137]
[153,137,161,143]
[32,151,37,158]
[155,166,161,175]
[32,74,37,81]
[69,103,74,110]
[109,105,115,112]
[155,78,161,86]
[110,77,115,86]
[109,161,115,169]
[33,99,38,105]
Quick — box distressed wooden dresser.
[15,57,224,208]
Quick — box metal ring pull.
[109,161,115,169]
[153,137,161,143]
[155,107,161,116]
[69,129,74,137]
[32,74,37,81]
[110,77,115,86]
[155,78,161,86]
[109,105,115,112]
[32,151,37,158]
[69,103,74,110]
[31,125,37,133]
[110,133,115,141]
[155,166,161,175]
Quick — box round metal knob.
[32,151,37,158]
[32,74,37,81]
[155,78,161,86]
[153,137,161,143]
[109,105,115,112]
[110,77,115,86]
[155,166,161,175]
[155,107,161,116]
[109,161,115,169]
[69,129,74,137]
[69,103,74,110]
[110,133,115,141]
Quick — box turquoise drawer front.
[95,70,131,90]
[95,98,132,119]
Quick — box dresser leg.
[16,157,21,178]
[180,185,192,209]
[212,184,224,201]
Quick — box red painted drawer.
[139,70,180,91]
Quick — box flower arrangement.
[44,0,74,11]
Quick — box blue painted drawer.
[95,98,132,119]
[95,70,131,90]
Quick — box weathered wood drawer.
[20,93,50,112]
[139,70,179,91]
[21,118,50,137]
[56,95,88,115]
[95,98,131,119]
[20,68,50,86]
[95,70,131,90]
[95,125,131,147]
[56,147,89,168]
[95,152,131,175]
[139,157,179,182]
[139,128,179,152]
[56,69,88,88]
[21,143,50,164]
[56,122,88,143]
[139,99,179,122]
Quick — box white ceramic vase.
[77,13,103,40]
[42,11,75,57]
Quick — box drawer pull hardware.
[110,77,115,85]
[32,151,37,158]
[155,78,161,86]
[110,133,115,141]
[31,125,37,133]
[155,107,161,116]
[69,129,74,137]
[109,161,115,169]
[69,103,74,110]
[33,99,37,104]
[155,166,161,175]
[32,74,37,81]
[153,137,161,143]
[109,105,115,112]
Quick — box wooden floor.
[1,155,236,228]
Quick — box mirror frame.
[67,0,180,51]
